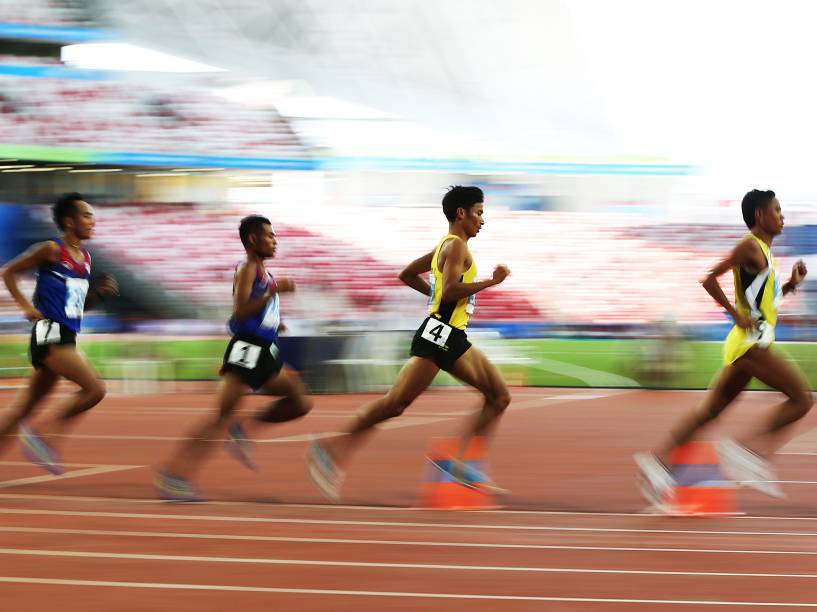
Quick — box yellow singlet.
[427,234,477,331]
[723,234,783,364]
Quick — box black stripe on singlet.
[739,267,767,310]
[435,274,463,324]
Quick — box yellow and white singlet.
[427,234,477,331]
[723,234,783,364]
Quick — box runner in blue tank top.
[156,215,313,501]
[0,193,118,475]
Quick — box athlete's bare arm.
[439,238,509,302]
[701,237,767,330]
[1,241,59,321]
[783,260,807,295]
[85,273,119,310]
[398,250,434,295]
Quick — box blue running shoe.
[427,456,509,495]
[224,421,257,471]
[19,424,63,475]
[154,469,205,502]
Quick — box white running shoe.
[634,452,676,507]
[717,438,784,498]
[306,437,344,503]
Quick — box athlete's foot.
[154,469,205,502]
[634,452,676,508]
[717,438,784,498]
[428,457,510,495]
[19,424,63,475]
[306,437,344,503]
[224,421,257,471]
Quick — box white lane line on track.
[3,526,817,556]
[0,466,144,489]
[5,507,817,537]
[3,393,607,443]
[3,492,817,522]
[0,576,816,606]
[5,546,817,579]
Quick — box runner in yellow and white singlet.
[307,186,512,502]
[636,189,812,508]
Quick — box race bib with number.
[65,277,89,319]
[748,320,774,349]
[420,318,452,347]
[34,319,61,345]
[227,340,262,369]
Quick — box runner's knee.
[298,394,314,416]
[256,394,313,423]
[789,388,813,418]
[383,393,413,418]
[85,379,106,407]
[484,388,511,414]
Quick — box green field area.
[1,335,815,390]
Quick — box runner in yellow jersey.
[307,186,511,501]
[636,189,812,507]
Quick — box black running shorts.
[409,316,472,372]
[29,319,77,369]
[220,335,284,391]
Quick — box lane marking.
[0,466,143,489]
[0,576,816,606]
[3,526,817,556]
[5,507,817,537]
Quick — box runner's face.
[758,197,784,236]
[68,201,95,240]
[462,202,485,238]
[255,224,277,258]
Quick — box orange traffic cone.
[667,441,742,517]
[417,436,500,510]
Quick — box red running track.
[1,386,817,610]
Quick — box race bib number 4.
[420,318,452,347]
[227,340,262,369]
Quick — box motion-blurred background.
[2,0,816,394]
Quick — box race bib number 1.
[227,341,261,369]
[420,318,452,347]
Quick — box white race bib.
[65,277,89,319]
[34,319,61,345]
[420,318,452,347]
[227,340,262,369]
[748,320,774,349]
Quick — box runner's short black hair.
[741,189,776,229]
[442,186,483,222]
[239,215,272,247]
[53,192,84,230]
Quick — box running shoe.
[717,438,784,498]
[154,469,205,502]
[19,424,63,475]
[306,436,343,503]
[634,452,676,507]
[224,420,257,471]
